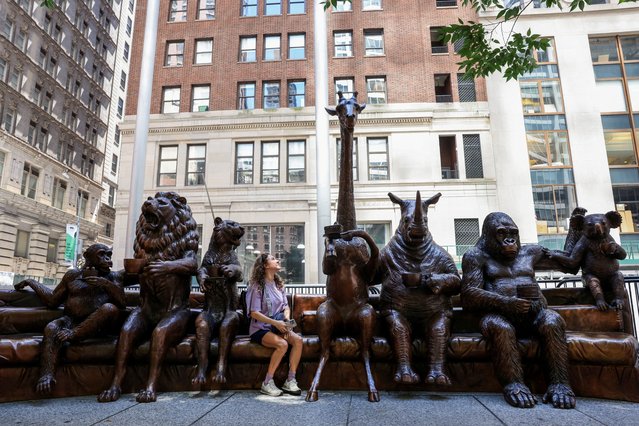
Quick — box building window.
[117,98,124,117]
[454,218,480,255]
[287,140,305,182]
[288,80,305,107]
[191,84,210,111]
[367,137,388,180]
[366,76,386,104]
[261,141,280,183]
[8,66,22,90]
[288,33,305,59]
[288,0,304,14]
[241,0,257,16]
[238,82,256,109]
[439,135,458,179]
[364,29,384,56]
[333,0,351,11]
[126,17,133,35]
[0,151,5,185]
[108,185,116,207]
[2,18,14,40]
[197,0,215,19]
[334,31,353,57]
[337,137,358,181]
[431,27,447,54]
[239,36,257,62]
[16,28,28,52]
[77,190,89,218]
[458,74,476,102]
[105,223,112,238]
[14,230,30,258]
[168,0,187,21]
[114,126,120,146]
[335,78,354,101]
[3,106,16,133]
[162,86,181,113]
[124,42,130,60]
[158,145,178,186]
[186,144,206,185]
[435,74,453,102]
[46,237,58,262]
[436,0,457,6]
[362,0,381,9]
[111,154,118,175]
[21,163,39,199]
[194,38,213,64]
[264,35,281,61]
[129,0,135,12]
[263,81,280,109]
[52,178,66,209]
[265,0,281,15]
[120,71,127,90]
[463,134,484,178]
[165,41,184,66]
[235,142,254,184]
[0,58,6,81]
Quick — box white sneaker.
[282,378,301,395]
[260,379,283,396]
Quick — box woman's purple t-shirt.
[246,280,288,336]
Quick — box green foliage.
[41,0,55,7]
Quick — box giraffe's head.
[326,91,366,131]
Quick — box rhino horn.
[414,191,423,223]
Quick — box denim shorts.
[249,311,286,344]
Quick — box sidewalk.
[1,391,638,425]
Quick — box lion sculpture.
[192,217,245,387]
[98,192,199,403]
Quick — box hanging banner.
[64,224,78,263]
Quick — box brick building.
[114,0,493,282]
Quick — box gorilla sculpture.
[192,217,245,387]
[461,212,576,409]
[98,192,199,403]
[15,244,125,395]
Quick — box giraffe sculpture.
[306,92,381,402]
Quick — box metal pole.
[314,0,330,284]
[125,0,161,258]
[74,192,81,269]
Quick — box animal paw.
[595,299,610,311]
[136,389,157,403]
[36,374,56,394]
[394,364,420,384]
[211,370,227,384]
[542,383,576,409]
[97,386,121,403]
[425,370,452,386]
[503,382,537,409]
[305,390,318,402]
[368,390,380,402]
[55,329,75,343]
[191,372,207,386]
[611,298,625,310]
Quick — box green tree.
[323,0,636,80]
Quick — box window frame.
[239,36,257,62]
[235,142,254,184]
[287,80,305,107]
[263,81,281,109]
[157,145,179,186]
[287,139,306,183]
[191,84,211,112]
[186,144,206,186]
[238,82,256,110]
[168,0,188,22]
[334,31,353,58]
[363,29,384,56]
[194,38,213,64]
[161,86,181,113]
[367,137,389,181]
[261,141,280,184]
[366,76,387,104]
[165,40,185,67]
[288,33,305,60]
[196,0,215,19]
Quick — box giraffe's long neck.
[336,126,356,231]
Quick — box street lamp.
[62,170,81,269]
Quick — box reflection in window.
[261,141,280,183]
[162,87,181,113]
[287,140,305,183]
[368,137,389,180]
[186,144,206,185]
[158,145,178,186]
[288,33,305,59]
[288,80,305,107]
[238,82,256,109]
[235,142,254,184]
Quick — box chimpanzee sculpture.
[306,92,381,402]
[14,244,125,395]
[98,192,199,403]
[552,208,627,311]
[192,217,245,387]
[461,212,576,409]
[378,191,460,385]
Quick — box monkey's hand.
[511,298,532,315]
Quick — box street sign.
[64,224,78,263]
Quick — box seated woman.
[246,254,303,396]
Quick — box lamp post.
[62,170,81,269]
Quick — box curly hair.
[249,253,284,291]
[133,192,199,262]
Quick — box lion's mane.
[133,192,199,262]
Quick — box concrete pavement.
[1,391,638,425]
